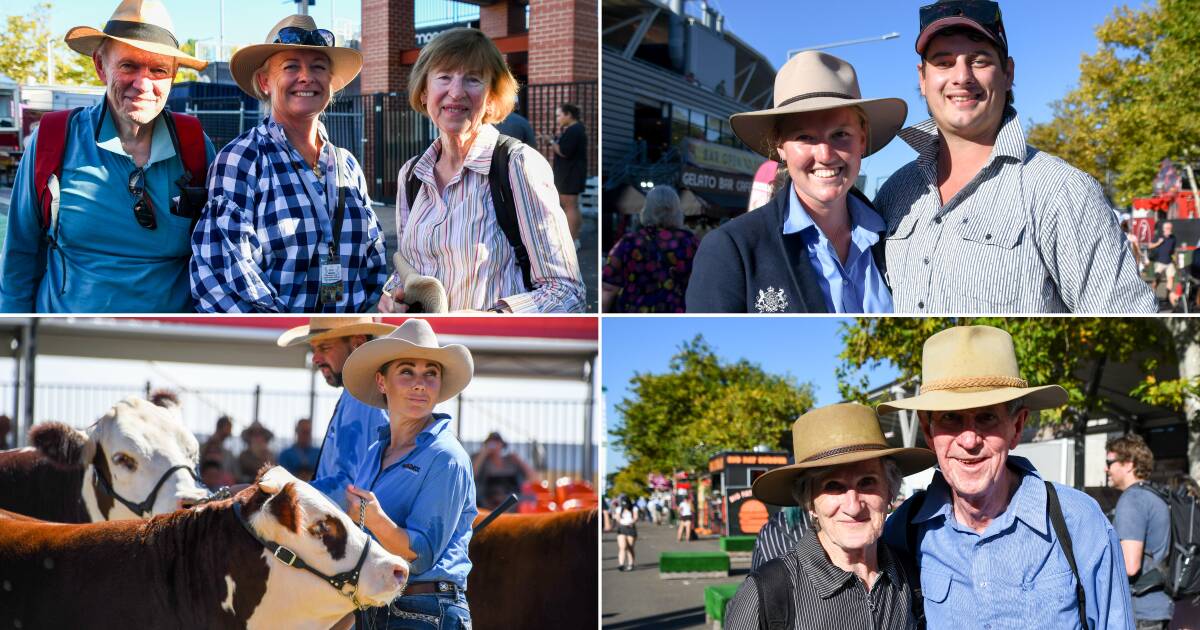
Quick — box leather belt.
[404,581,461,595]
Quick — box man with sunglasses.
[0,0,216,313]
[875,0,1155,314]
[1106,434,1173,629]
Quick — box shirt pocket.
[951,214,1027,306]
[920,569,953,605]
[1022,569,1080,625]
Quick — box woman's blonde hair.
[408,28,518,124]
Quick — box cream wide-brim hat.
[341,319,474,408]
[877,326,1069,414]
[276,317,397,348]
[65,0,207,70]
[730,50,906,159]
[229,14,363,100]
[752,403,937,506]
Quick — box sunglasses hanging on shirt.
[127,167,157,230]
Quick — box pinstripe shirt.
[726,532,919,630]
[750,507,812,571]
[396,125,585,313]
[875,109,1156,313]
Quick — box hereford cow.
[468,508,598,630]
[0,466,409,629]
[0,397,209,522]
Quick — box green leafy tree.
[0,3,101,86]
[609,335,815,497]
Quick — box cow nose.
[393,562,409,587]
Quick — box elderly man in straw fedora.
[725,403,934,629]
[0,0,215,313]
[879,326,1133,629]
[277,317,395,505]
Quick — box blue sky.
[601,317,898,476]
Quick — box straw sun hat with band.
[276,316,397,347]
[229,14,363,100]
[65,0,207,70]
[877,325,1068,414]
[341,319,474,409]
[730,50,907,159]
[753,403,936,506]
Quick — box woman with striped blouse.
[379,28,585,313]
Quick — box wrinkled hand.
[377,284,409,313]
[345,484,389,530]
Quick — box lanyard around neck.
[273,122,346,254]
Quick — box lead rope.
[353,496,396,630]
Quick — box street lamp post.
[787,32,901,58]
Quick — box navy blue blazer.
[685,186,887,313]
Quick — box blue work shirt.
[0,100,215,312]
[355,414,477,587]
[310,388,389,506]
[882,456,1133,629]
[782,189,892,313]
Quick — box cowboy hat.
[276,317,397,347]
[752,403,936,506]
[877,326,1068,414]
[341,319,474,408]
[240,420,274,442]
[65,0,207,70]
[730,51,907,158]
[229,14,362,100]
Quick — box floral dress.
[602,226,700,312]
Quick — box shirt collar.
[264,114,331,155]
[783,187,885,238]
[94,99,175,166]
[916,455,1045,536]
[374,413,452,448]
[413,124,499,187]
[795,531,897,599]
[897,106,1027,169]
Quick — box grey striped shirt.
[725,532,919,630]
[875,109,1156,313]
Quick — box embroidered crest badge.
[754,287,788,313]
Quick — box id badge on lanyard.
[318,243,343,305]
[297,140,344,306]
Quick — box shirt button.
[962,217,969,224]
[923,257,929,265]
[918,301,925,309]
[934,216,942,224]
[985,233,992,240]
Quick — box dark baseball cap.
[916,0,1008,58]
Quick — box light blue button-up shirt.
[882,456,1133,629]
[782,189,893,313]
[310,388,389,506]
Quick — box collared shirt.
[0,101,215,313]
[875,108,1156,313]
[725,531,918,630]
[309,389,389,506]
[750,507,812,571]
[355,414,477,587]
[783,189,892,313]
[191,116,387,312]
[396,124,585,313]
[881,456,1134,629]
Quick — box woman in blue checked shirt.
[190,14,387,312]
[378,28,585,314]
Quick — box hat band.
[776,91,855,108]
[921,375,1027,394]
[104,20,180,49]
[801,443,886,463]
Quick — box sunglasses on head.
[274,27,335,47]
[127,167,157,230]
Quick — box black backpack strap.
[489,134,532,291]
[748,556,794,630]
[403,155,421,214]
[1045,481,1089,629]
[902,490,928,625]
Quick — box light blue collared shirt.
[882,456,1133,629]
[782,189,892,313]
[310,388,389,506]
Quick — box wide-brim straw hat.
[241,420,274,442]
[276,317,397,347]
[730,51,907,159]
[65,0,207,71]
[229,14,363,100]
[342,319,474,408]
[877,326,1068,414]
[753,403,936,506]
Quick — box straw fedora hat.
[240,420,274,443]
[229,14,363,100]
[730,51,906,159]
[877,326,1068,414]
[342,319,474,409]
[276,317,397,347]
[752,403,936,506]
[65,0,207,70]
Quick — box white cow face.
[81,397,210,521]
[243,467,409,628]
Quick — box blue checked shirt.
[191,116,387,312]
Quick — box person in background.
[602,185,699,313]
[471,431,536,510]
[201,415,237,481]
[550,103,588,242]
[616,495,639,572]
[236,420,275,483]
[677,495,694,541]
[493,93,536,146]
[1148,221,1177,300]
[200,458,233,490]
[277,417,321,481]
[1106,433,1172,630]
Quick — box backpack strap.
[748,556,794,630]
[166,112,207,186]
[32,108,82,233]
[489,134,532,291]
[1045,481,1089,629]
[902,489,927,625]
[403,155,421,215]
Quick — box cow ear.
[267,482,303,533]
[30,422,89,468]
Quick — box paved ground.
[602,520,749,629]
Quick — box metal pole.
[10,336,20,446]
[144,380,151,400]
[456,394,463,438]
[308,362,317,423]
[787,32,900,57]
[219,0,225,62]
[46,37,54,84]
[20,319,37,449]
[297,0,309,16]
[583,355,596,485]
[253,384,261,423]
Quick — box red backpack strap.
[32,108,80,231]
[169,112,206,186]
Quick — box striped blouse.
[874,108,1156,314]
[395,125,585,313]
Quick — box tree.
[608,335,815,498]
[0,3,101,87]
[1026,0,1200,205]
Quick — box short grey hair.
[790,457,903,531]
[639,185,684,229]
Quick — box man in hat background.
[0,0,216,313]
[880,325,1133,628]
[874,0,1154,313]
[1106,434,1173,629]
[277,317,393,504]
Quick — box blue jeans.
[357,591,471,630]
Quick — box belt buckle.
[437,581,450,593]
